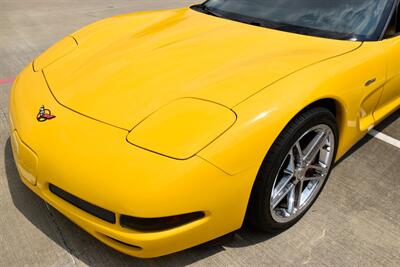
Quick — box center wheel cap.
[294,167,306,182]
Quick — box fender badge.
[37,105,56,122]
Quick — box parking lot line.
[0,77,15,85]
[368,129,400,149]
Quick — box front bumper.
[8,65,257,258]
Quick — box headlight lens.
[126,98,237,160]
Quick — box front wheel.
[246,107,338,232]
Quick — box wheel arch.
[244,98,343,229]
[296,97,346,146]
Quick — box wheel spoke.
[302,131,327,165]
[294,141,303,165]
[287,187,296,215]
[308,163,327,172]
[273,172,293,198]
[294,181,304,209]
[273,151,295,198]
[303,174,325,181]
[304,163,328,181]
[282,150,295,177]
[288,149,296,172]
[272,183,294,209]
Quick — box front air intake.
[120,211,205,232]
[49,184,116,223]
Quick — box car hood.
[42,8,360,130]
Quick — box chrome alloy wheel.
[270,125,335,223]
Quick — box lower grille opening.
[103,234,142,250]
[120,211,205,232]
[49,184,116,223]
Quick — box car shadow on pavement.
[3,138,277,266]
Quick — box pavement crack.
[44,202,77,265]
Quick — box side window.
[384,3,400,38]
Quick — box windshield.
[193,0,395,41]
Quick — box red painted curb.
[0,77,16,85]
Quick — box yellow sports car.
[8,0,400,258]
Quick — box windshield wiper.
[192,4,221,18]
[243,20,265,27]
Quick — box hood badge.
[37,105,56,122]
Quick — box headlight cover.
[126,98,237,160]
[33,36,77,71]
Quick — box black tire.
[245,107,338,232]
